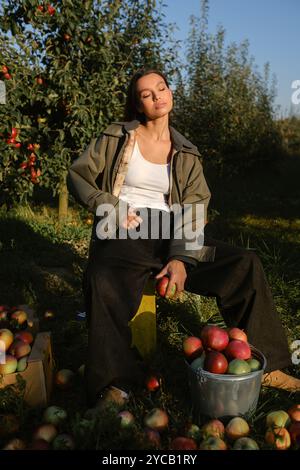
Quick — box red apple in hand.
[204,351,228,374]
[156,276,176,298]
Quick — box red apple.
[0,328,14,351]
[55,369,75,389]
[266,410,291,429]
[14,331,33,344]
[144,428,161,448]
[0,355,17,375]
[199,436,227,450]
[47,5,56,16]
[0,413,20,438]
[36,77,44,85]
[288,404,300,422]
[201,325,229,351]
[30,439,50,450]
[155,276,176,298]
[182,336,203,360]
[227,327,247,342]
[144,408,169,432]
[10,309,27,325]
[289,421,300,447]
[9,340,31,359]
[170,436,197,450]
[1,65,8,74]
[225,417,250,441]
[233,437,259,450]
[33,423,57,443]
[3,73,11,79]
[201,419,225,439]
[204,351,228,374]
[265,427,291,450]
[224,340,251,360]
[2,438,26,450]
[145,375,160,392]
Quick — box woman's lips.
[155,102,167,109]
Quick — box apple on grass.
[52,434,75,450]
[225,417,250,441]
[144,408,169,432]
[145,374,160,392]
[144,428,161,448]
[201,419,225,439]
[288,404,300,422]
[265,427,291,450]
[199,436,227,450]
[43,406,67,427]
[266,410,291,429]
[289,421,300,447]
[170,437,197,450]
[117,411,135,429]
[233,437,259,450]
[55,369,75,389]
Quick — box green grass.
[0,155,300,449]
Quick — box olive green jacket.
[67,120,215,265]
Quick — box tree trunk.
[58,172,68,223]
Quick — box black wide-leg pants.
[82,210,292,406]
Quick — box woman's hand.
[155,260,187,300]
[120,206,143,230]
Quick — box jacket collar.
[104,119,200,156]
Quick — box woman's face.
[135,73,173,121]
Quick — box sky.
[164,0,300,117]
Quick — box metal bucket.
[186,345,267,422]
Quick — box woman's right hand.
[120,206,143,230]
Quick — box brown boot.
[262,370,300,392]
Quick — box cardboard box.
[0,332,53,408]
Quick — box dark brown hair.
[123,68,170,123]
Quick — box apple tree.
[0,0,178,217]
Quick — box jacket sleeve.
[167,155,215,264]
[67,136,128,232]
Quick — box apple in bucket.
[201,325,229,351]
[182,336,203,361]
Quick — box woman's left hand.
[155,260,187,300]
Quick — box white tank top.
[118,139,171,212]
